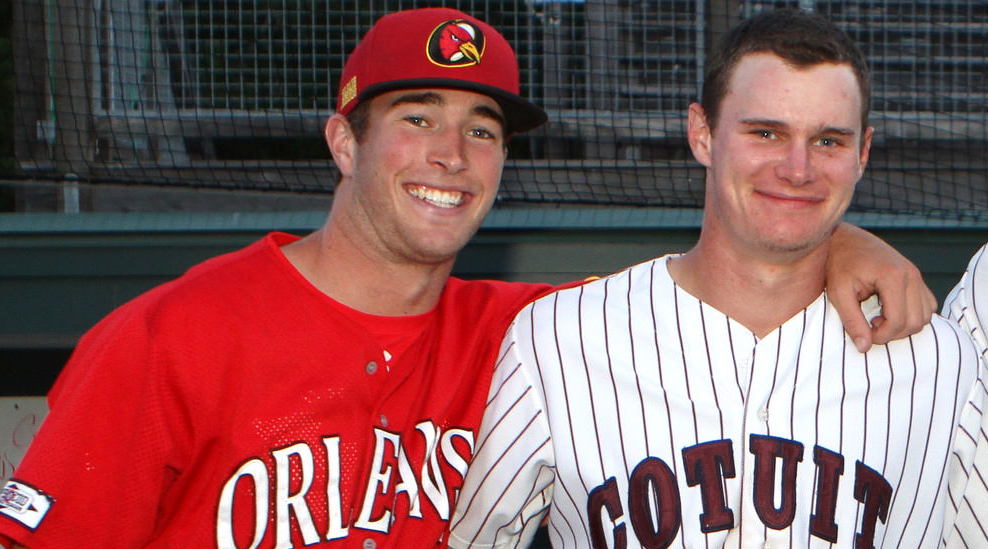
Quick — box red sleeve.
[0,294,185,548]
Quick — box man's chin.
[760,233,830,257]
[408,239,471,266]
[756,220,842,256]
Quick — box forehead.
[724,53,864,128]
[369,88,503,115]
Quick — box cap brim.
[359,79,548,135]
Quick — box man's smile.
[406,184,466,209]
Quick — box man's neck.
[667,238,829,339]
[280,225,453,316]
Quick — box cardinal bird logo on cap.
[427,19,485,67]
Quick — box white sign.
[0,398,48,483]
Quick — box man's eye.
[818,137,838,147]
[470,127,496,139]
[404,116,428,127]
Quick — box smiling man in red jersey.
[0,8,939,549]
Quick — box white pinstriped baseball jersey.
[449,254,987,549]
[945,243,988,363]
[942,242,988,548]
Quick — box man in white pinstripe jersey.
[448,10,987,549]
[942,241,988,544]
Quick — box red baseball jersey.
[0,232,554,549]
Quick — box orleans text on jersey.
[0,420,476,548]
[449,255,987,549]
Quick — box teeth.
[408,185,464,208]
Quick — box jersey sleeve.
[941,243,988,548]
[448,304,555,549]
[941,339,988,548]
[0,298,187,548]
[943,242,988,361]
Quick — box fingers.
[825,223,937,351]
[870,267,937,345]
[830,262,937,352]
[829,282,875,353]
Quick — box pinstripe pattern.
[943,242,988,549]
[450,254,986,549]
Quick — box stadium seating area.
[9,0,987,215]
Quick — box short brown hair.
[701,10,871,131]
[345,100,371,143]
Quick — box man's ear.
[687,102,713,168]
[325,113,356,177]
[858,125,874,178]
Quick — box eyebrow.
[740,118,857,136]
[390,91,507,132]
[390,91,444,108]
[473,105,507,131]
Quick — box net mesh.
[10,0,988,219]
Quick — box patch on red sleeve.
[0,480,53,530]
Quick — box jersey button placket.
[758,406,769,423]
[739,356,752,384]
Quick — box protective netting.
[10,0,988,219]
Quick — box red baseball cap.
[336,8,548,134]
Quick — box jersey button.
[365,361,378,375]
[380,414,389,427]
[363,539,376,549]
[758,407,769,422]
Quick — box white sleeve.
[943,242,988,361]
[942,345,988,548]
[449,306,555,549]
[942,242,988,548]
